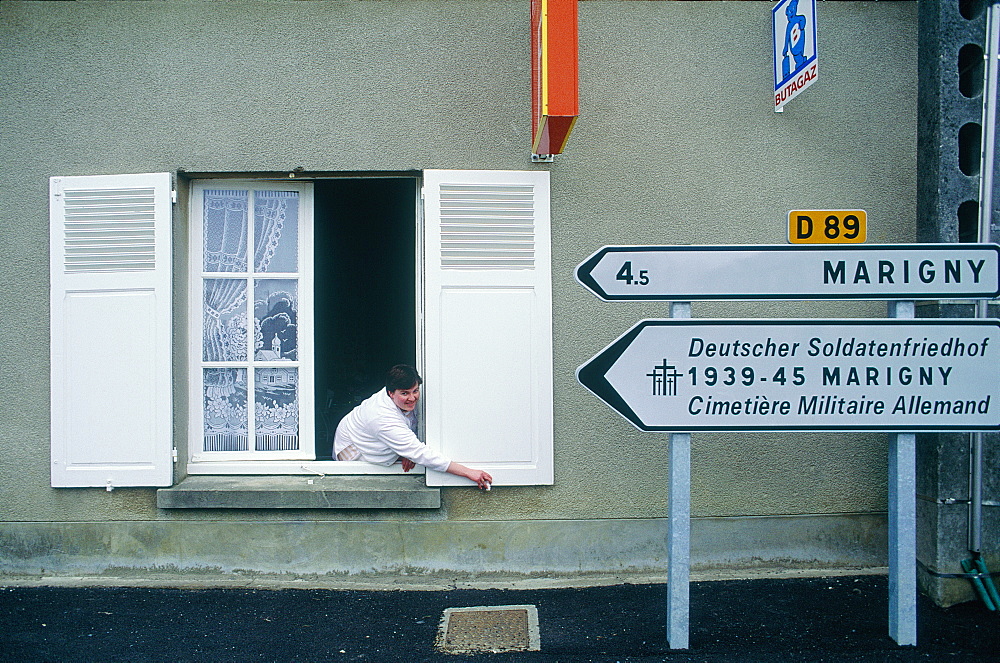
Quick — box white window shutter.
[423,170,553,486]
[50,173,174,488]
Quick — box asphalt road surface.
[2,575,997,662]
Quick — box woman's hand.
[446,462,493,489]
[468,469,493,490]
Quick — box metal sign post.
[888,300,917,646]
[667,302,691,650]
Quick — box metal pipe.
[983,6,1000,241]
[970,3,1000,557]
[975,558,1000,607]
[961,559,997,610]
[970,434,984,554]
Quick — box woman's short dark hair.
[386,364,422,392]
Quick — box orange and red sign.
[531,0,578,156]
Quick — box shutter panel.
[50,173,174,487]
[423,170,553,486]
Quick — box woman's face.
[389,384,420,412]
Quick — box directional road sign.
[576,319,1000,432]
[575,244,1000,301]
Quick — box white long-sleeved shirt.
[333,389,451,472]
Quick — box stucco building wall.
[0,1,918,578]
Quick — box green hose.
[974,558,1000,609]
[961,558,997,611]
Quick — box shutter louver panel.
[424,170,554,486]
[439,183,535,269]
[50,173,174,488]
[62,187,157,273]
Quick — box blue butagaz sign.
[773,0,817,112]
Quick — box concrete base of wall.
[0,514,888,585]
[915,427,999,608]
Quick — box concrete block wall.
[916,0,1000,607]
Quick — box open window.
[187,177,419,475]
[50,170,553,489]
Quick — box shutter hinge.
[172,448,179,462]
[171,189,178,204]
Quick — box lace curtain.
[202,190,292,361]
[201,189,298,452]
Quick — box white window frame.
[188,180,324,472]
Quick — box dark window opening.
[314,178,418,460]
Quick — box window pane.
[203,279,247,361]
[255,367,299,451]
[254,279,297,361]
[254,190,298,273]
[204,368,248,451]
[203,190,248,272]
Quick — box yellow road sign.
[788,210,866,244]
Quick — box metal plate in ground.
[436,604,540,654]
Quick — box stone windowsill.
[156,474,440,509]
